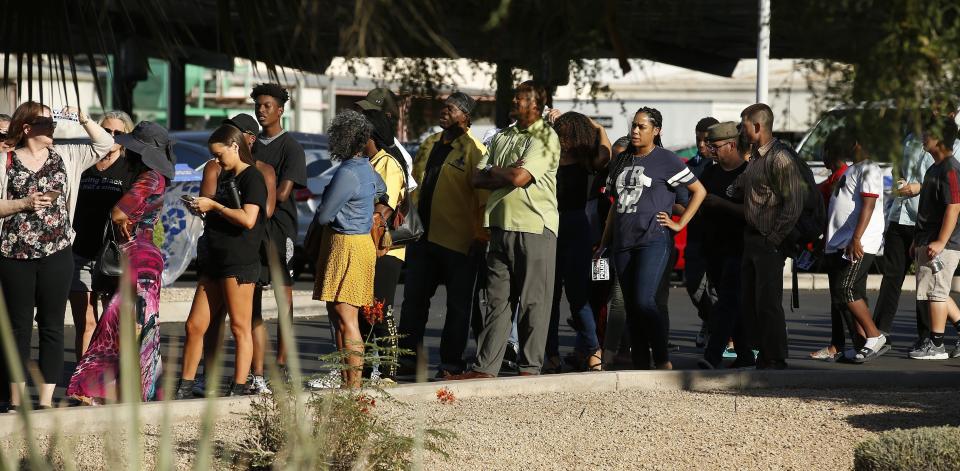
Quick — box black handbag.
[387,154,424,247]
[94,220,123,277]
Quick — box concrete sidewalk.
[4,369,960,437]
[62,294,321,326]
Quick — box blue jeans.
[613,235,672,368]
[547,210,600,356]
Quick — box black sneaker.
[226,382,250,397]
[502,342,519,372]
[175,379,195,400]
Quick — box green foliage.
[854,426,960,471]
[802,0,960,165]
[241,387,453,470]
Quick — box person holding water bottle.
[910,117,960,360]
[0,102,113,412]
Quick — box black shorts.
[197,235,261,284]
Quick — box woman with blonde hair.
[0,102,113,411]
[68,110,137,361]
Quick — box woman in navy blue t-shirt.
[597,107,706,369]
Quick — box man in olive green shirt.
[451,81,560,378]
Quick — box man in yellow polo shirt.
[451,81,560,379]
[397,92,489,377]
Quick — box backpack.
[764,141,826,257]
[764,141,826,308]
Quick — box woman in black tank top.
[544,112,612,372]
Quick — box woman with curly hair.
[313,110,386,388]
[543,111,611,372]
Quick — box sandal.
[809,346,840,361]
[852,344,891,364]
[586,351,602,371]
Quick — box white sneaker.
[248,375,272,395]
[305,370,342,390]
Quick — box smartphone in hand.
[42,190,61,201]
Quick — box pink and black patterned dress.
[67,169,167,403]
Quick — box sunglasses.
[30,117,56,129]
[104,128,127,136]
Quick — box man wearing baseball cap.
[222,113,260,151]
[397,92,489,377]
[356,88,417,190]
[697,121,752,369]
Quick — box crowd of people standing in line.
[1,79,959,409]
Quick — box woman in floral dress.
[67,122,174,404]
[0,102,113,411]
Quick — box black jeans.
[683,237,714,323]
[704,252,752,366]
[0,247,74,387]
[361,254,403,378]
[397,240,478,372]
[873,222,930,338]
[741,231,788,363]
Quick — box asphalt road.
[18,281,960,403]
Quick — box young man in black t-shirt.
[697,122,752,368]
[909,117,960,360]
[250,83,307,373]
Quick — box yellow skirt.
[313,228,376,307]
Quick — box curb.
[5,369,960,437]
[62,295,321,326]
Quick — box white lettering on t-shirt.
[615,165,652,214]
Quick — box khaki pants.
[474,228,557,375]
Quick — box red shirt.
[818,163,848,206]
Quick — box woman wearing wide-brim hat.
[67,121,174,404]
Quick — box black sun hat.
[114,121,176,179]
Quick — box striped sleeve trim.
[667,167,695,187]
[949,168,960,204]
[861,192,880,198]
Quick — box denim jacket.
[314,157,386,235]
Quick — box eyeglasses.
[104,128,127,136]
[707,141,733,151]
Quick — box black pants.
[741,231,788,362]
[360,254,403,378]
[0,247,74,389]
[873,222,930,338]
[704,252,753,366]
[398,240,479,372]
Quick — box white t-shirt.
[825,159,885,254]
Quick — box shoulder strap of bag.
[6,151,12,170]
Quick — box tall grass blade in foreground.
[0,286,42,467]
